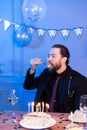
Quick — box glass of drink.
[8,89,18,117]
[79,95,87,129]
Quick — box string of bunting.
[0,17,87,40]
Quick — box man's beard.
[48,63,61,72]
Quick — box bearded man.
[23,44,87,113]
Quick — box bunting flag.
[0,17,3,23]
[48,29,57,40]
[37,28,46,39]
[28,27,35,34]
[61,29,70,40]
[4,20,11,31]
[73,27,83,38]
[14,24,20,30]
[0,17,87,41]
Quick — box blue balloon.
[22,0,46,23]
[13,25,32,47]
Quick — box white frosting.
[73,110,86,122]
[66,122,83,130]
[22,112,51,128]
[67,126,83,130]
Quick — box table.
[0,111,72,130]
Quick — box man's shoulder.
[68,66,86,79]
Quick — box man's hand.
[30,58,42,66]
[29,58,42,74]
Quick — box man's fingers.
[30,58,42,65]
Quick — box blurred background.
[0,0,87,111]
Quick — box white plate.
[20,117,56,129]
[68,115,86,123]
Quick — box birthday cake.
[20,112,56,129]
[68,110,86,123]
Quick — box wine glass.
[8,89,18,117]
[79,95,87,129]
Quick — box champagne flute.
[79,95,87,129]
[8,89,18,117]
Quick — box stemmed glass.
[79,95,87,129]
[8,89,18,117]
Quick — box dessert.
[20,112,56,129]
[66,122,83,130]
[69,110,86,123]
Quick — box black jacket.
[23,66,87,113]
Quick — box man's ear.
[63,57,67,63]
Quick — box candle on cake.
[42,102,44,112]
[36,104,38,112]
[70,111,74,124]
[38,102,41,112]
[28,102,31,113]
[31,102,34,112]
[46,103,49,112]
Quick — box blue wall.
[0,0,87,111]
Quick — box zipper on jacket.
[68,76,74,97]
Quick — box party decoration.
[28,27,35,34]
[37,28,46,39]
[22,0,46,23]
[61,29,70,40]
[13,25,32,47]
[0,17,2,23]
[0,17,87,44]
[74,27,83,38]
[14,24,20,30]
[48,29,57,40]
[4,20,11,31]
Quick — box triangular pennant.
[0,17,3,23]
[14,24,20,30]
[74,27,83,38]
[61,29,70,40]
[48,29,57,40]
[4,20,11,31]
[28,27,35,34]
[37,29,45,39]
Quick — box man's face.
[47,48,65,71]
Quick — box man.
[23,44,87,113]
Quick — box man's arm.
[23,58,42,89]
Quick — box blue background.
[0,0,87,111]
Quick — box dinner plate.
[68,115,86,123]
[20,117,56,129]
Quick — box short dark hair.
[52,44,70,65]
